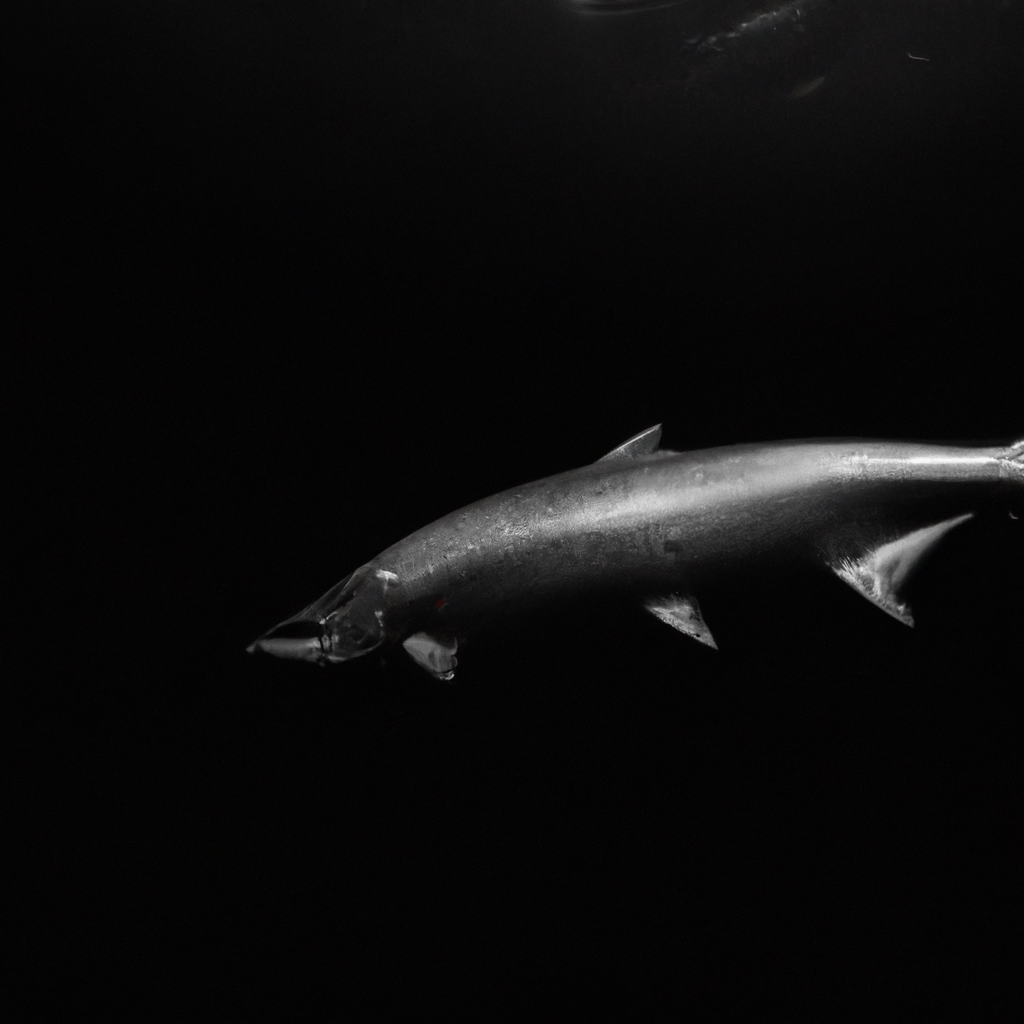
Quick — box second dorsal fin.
[827,513,974,626]
[597,424,663,463]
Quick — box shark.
[248,427,1024,680]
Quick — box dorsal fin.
[597,424,663,463]
[828,513,974,626]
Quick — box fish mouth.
[247,617,326,663]
[248,567,388,665]
[247,606,383,665]
[247,635,324,661]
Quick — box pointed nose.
[247,635,323,661]
[247,613,325,662]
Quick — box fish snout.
[247,616,326,663]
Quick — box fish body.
[249,427,1024,679]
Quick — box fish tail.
[999,438,1024,485]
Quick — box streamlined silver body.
[249,427,1024,679]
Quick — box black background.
[10,0,1024,1015]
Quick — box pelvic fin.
[643,593,718,649]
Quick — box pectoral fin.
[828,513,974,626]
[643,593,718,649]
[402,632,458,680]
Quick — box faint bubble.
[789,75,825,99]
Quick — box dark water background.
[9,0,1024,1014]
